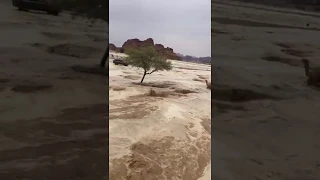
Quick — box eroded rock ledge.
[109,38,181,60]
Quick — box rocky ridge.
[109,38,181,60]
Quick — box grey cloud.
[110,0,211,57]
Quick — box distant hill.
[176,53,211,64]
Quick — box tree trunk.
[100,46,109,67]
[140,70,147,83]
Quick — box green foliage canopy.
[125,47,173,82]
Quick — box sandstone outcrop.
[109,43,117,51]
[109,38,181,60]
[109,43,122,52]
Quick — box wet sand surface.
[109,53,211,179]
[213,0,320,179]
[0,1,109,179]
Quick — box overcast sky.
[109,0,211,57]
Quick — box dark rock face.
[122,38,154,51]
[109,43,117,51]
[154,44,164,49]
[109,43,122,52]
[109,38,181,60]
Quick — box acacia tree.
[125,47,173,83]
[58,0,109,67]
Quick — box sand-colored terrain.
[213,0,320,179]
[0,1,109,179]
[109,52,211,179]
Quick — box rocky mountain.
[109,38,181,60]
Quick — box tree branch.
[146,69,158,74]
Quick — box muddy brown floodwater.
[213,0,320,179]
[109,53,211,179]
[0,1,109,179]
